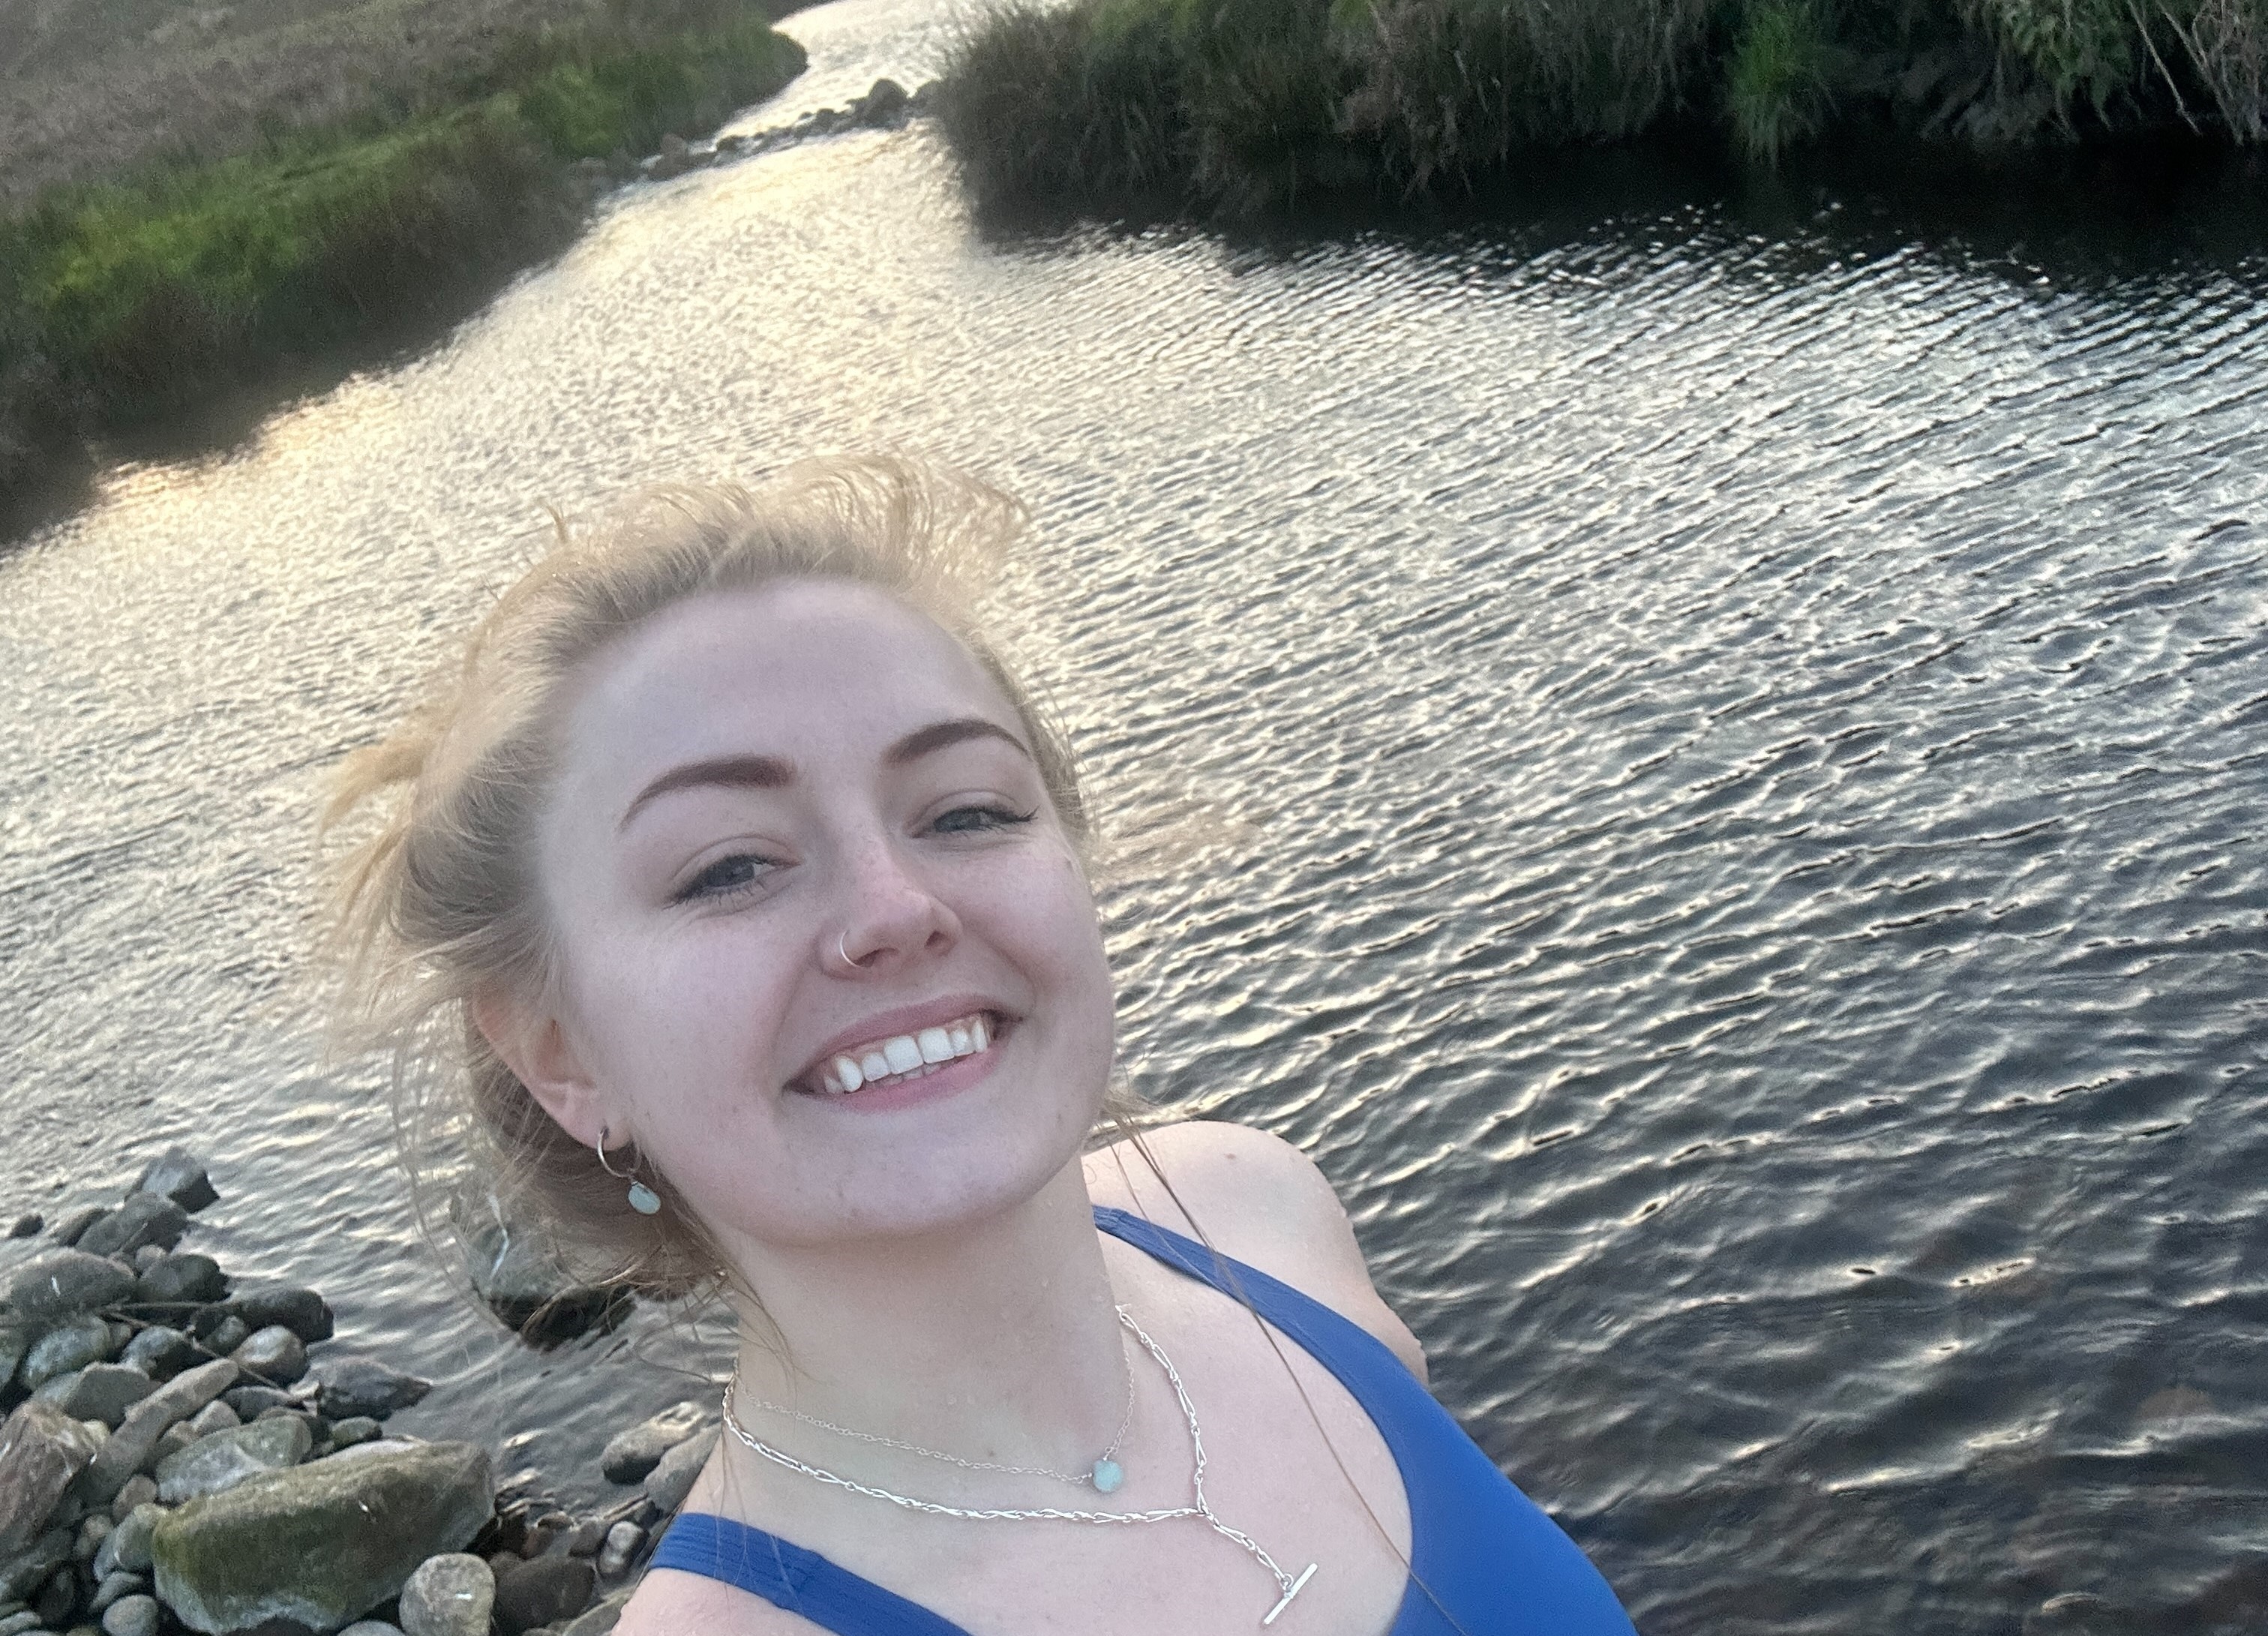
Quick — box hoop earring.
[596,1124,662,1216]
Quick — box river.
[3,1,2265,1630]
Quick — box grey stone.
[130,1256,223,1310]
[103,1506,159,1575]
[0,1405,106,1553]
[594,1520,641,1580]
[856,77,909,125]
[130,1246,165,1274]
[29,1562,70,1625]
[107,1477,155,1522]
[598,1403,706,1484]
[128,1150,217,1215]
[327,1417,380,1450]
[0,1524,70,1598]
[220,1388,292,1421]
[7,1216,40,1240]
[640,1427,715,1517]
[0,1321,29,1392]
[151,1440,491,1635]
[146,1423,197,1469]
[222,1289,332,1346]
[0,1611,40,1634]
[116,1328,193,1382]
[314,1358,429,1421]
[493,1554,594,1635]
[339,1625,405,1636]
[229,1327,306,1388]
[561,1588,633,1636]
[181,1402,238,1440]
[72,1358,237,1505]
[30,1367,154,1430]
[564,1518,603,1557]
[76,1198,185,1263]
[21,1319,115,1392]
[47,1208,108,1249]
[87,1569,143,1613]
[4,1254,136,1325]
[99,1592,158,1636]
[75,1510,110,1561]
[451,1198,629,1348]
[198,1318,247,1358]
[155,1417,311,1505]
[397,1552,494,1636]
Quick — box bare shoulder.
[1084,1120,1428,1383]
[614,1568,814,1634]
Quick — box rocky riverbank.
[0,1151,723,1636]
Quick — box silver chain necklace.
[719,1304,1321,1626]
[728,1328,1137,1491]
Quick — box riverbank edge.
[0,3,809,515]
[932,0,2268,218]
[0,1146,721,1634]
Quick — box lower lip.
[800,1026,1007,1113]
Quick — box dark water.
[4,2,2266,1630]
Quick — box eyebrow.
[618,716,1031,831]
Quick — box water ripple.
[2,0,2264,1628]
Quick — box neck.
[717,1160,1128,1481]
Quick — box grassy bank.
[934,0,2268,214]
[0,0,804,505]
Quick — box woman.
[328,459,1636,1634]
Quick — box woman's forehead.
[559,580,1016,788]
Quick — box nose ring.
[838,932,854,968]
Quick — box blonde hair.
[324,456,1109,1304]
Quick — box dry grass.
[0,0,803,209]
[0,0,807,504]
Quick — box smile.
[806,1013,998,1095]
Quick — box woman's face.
[526,578,1114,1253]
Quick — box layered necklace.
[721,1305,1321,1626]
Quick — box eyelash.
[670,804,1037,905]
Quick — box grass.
[934,0,2268,213]
[0,0,805,503]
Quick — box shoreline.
[0,1146,716,1635]
[932,0,2268,216]
[0,0,816,514]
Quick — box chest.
[717,1304,1419,1636]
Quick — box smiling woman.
[322,457,1638,1635]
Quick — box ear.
[470,986,610,1151]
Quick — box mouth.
[795,1010,1006,1097]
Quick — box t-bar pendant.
[1262,1564,1319,1626]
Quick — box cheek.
[556,920,788,1095]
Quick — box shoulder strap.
[1089,1202,1396,1376]
[650,1512,979,1636]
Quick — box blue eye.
[676,852,778,903]
[932,803,1036,835]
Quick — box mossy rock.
[151,1440,492,1634]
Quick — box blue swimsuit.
[652,1205,1636,1634]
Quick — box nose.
[825,838,961,977]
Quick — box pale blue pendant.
[626,1181,662,1215]
[1090,1458,1124,1493]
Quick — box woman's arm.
[1084,1120,1430,1385]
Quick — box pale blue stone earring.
[596,1125,662,1215]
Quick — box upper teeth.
[818,1014,991,1094]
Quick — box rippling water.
[3,3,2265,1630]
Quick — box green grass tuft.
[1730,0,1839,163]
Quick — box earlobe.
[469,988,608,1148]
